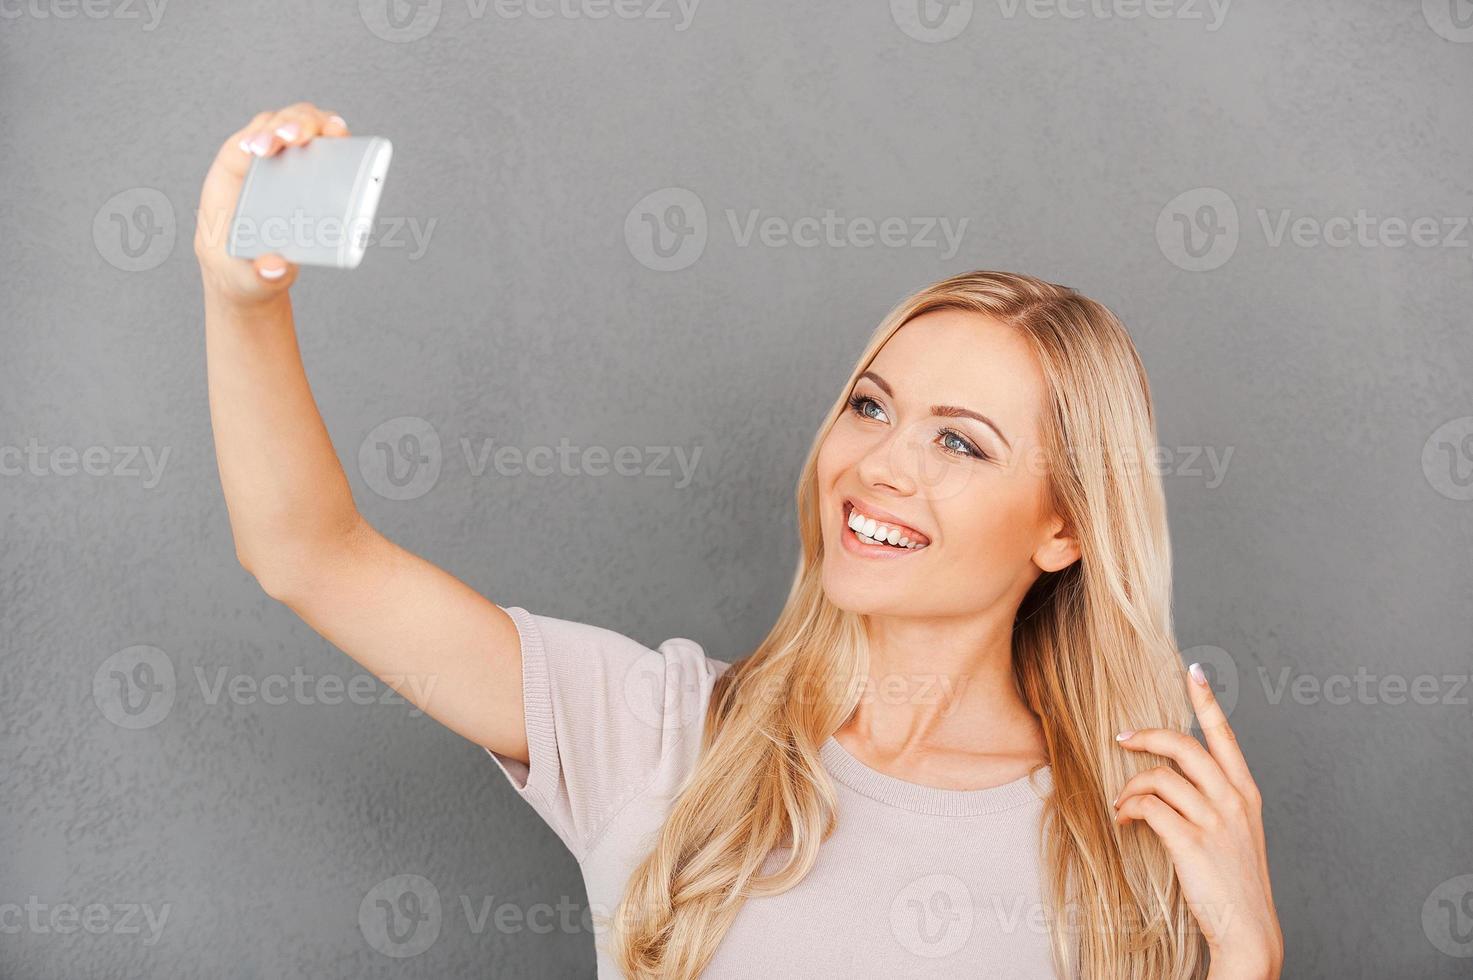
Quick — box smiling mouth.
[842,500,930,552]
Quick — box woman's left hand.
[1113,662,1285,979]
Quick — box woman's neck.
[832,608,1049,786]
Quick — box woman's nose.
[857,426,924,496]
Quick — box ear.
[1032,513,1081,574]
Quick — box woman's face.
[816,308,1080,619]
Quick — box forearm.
[1205,943,1281,980]
[204,286,360,580]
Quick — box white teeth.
[846,504,927,550]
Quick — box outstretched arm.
[195,102,528,761]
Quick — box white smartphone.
[227,135,393,269]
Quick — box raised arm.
[194,103,528,761]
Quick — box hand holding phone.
[194,103,388,304]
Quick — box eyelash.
[845,393,989,462]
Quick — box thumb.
[251,253,298,292]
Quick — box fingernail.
[274,121,301,141]
[1111,795,1120,808]
[237,137,253,153]
[1114,730,1134,741]
[328,114,347,129]
[247,131,275,156]
[1189,662,1207,686]
[259,263,287,280]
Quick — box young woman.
[196,103,1283,979]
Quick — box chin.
[819,554,907,616]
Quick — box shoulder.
[488,606,735,860]
[503,604,731,733]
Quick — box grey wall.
[2,1,1471,976]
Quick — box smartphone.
[227,135,393,269]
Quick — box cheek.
[936,468,1047,562]
[816,422,864,485]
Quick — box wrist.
[202,277,292,322]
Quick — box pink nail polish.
[247,131,275,156]
[1114,730,1134,741]
[1189,662,1207,686]
[274,121,300,141]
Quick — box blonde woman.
[196,103,1283,979]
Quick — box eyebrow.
[857,370,1012,451]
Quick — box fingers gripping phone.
[227,136,393,269]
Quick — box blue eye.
[847,393,887,422]
[938,429,982,460]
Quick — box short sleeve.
[485,605,730,862]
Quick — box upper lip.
[843,496,931,545]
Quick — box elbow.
[235,543,300,603]
[233,513,368,603]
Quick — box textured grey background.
[2,0,1471,976]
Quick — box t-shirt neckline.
[819,736,1052,817]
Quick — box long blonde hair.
[611,270,1208,979]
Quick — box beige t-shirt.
[486,605,1060,978]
